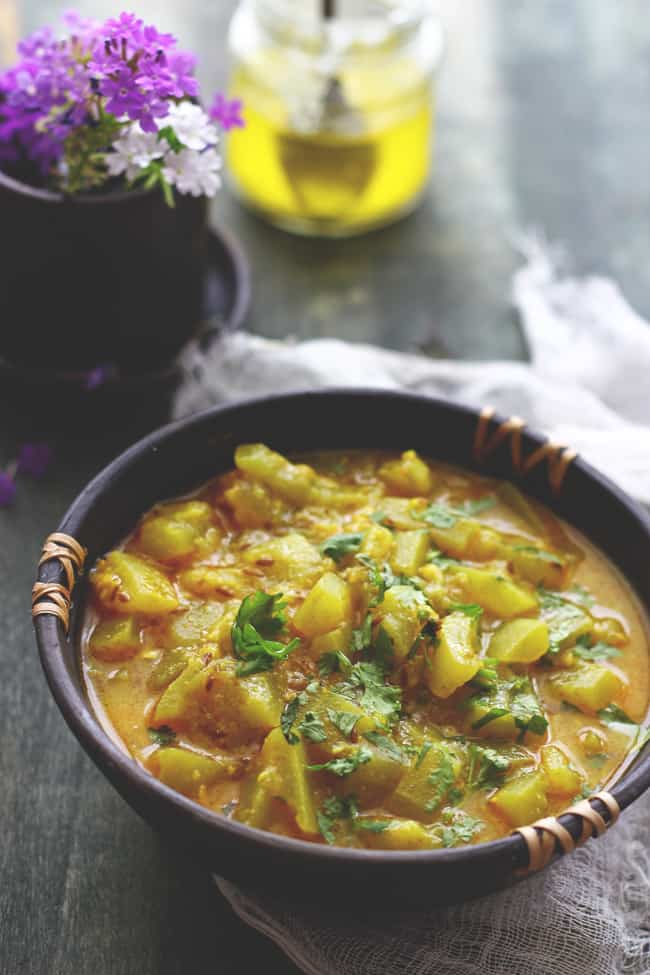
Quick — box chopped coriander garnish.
[597,703,637,726]
[320,532,364,563]
[339,661,402,726]
[573,635,621,662]
[148,725,176,746]
[318,650,352,677]
[353,818,396,833]
[513,545,563,566]
[307,745,372,777]
[297,711,327,743]
[327,708,359,738]
[317,794,358,843]
[459,496,497,516]
[419,503,458,529]
[425,744,461,812]
[436,808,484,847]
[350,614,373,654]
[568,584,596,608]
[281,693,307,745]
[415,741,433,768]
[466,743,510,790]
[363,730,406,763]
[231,591,300,676]
[449,602,484,620]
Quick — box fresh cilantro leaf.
[321,532,364,562]
[466,743,510,790]
[363,731,406,763]
[415,741,433,768]
[281,695,304,744]
[537,588,589,656]
[510,687,549,737]
[424,745,460,812]
[419,503,458,529]
[317,795,359,843]
[436,808,484,847]
[351,613,373,654]
[459,496,497,516]
[231,591,300,676]
[419,497,495,530]
[568,584,595,608]
[513,545,563,565]
[471,706,510,730]
[343,661,402,725]
[353,819,396,833]
[573,636,621,662]
[598,704,637,726]
[148,725,176,746]
[327,708,359,738]
[307,746,373,777]
[373,626,395,669]
[298,711,327,743]
[449,603,483,620]
[428,548,460,568]
[318,650,352,677]
[355,554,387,607]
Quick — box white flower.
[162,101,219,152]
[106,123,164,180]
[162,147,222,198]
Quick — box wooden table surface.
[2,2,649,972]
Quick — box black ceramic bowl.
[32,390,650,906]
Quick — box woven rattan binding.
[32,532,87,632]
[473,406,577,494]
[513,791,620,874]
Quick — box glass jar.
[226,0,443,237]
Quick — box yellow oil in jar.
[226,58,434,236]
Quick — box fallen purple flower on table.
[0,472,16,507]
[84,364,111,391]
[209,93,245,132]
[17,442,53,478]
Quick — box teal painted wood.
[2,1,650,971]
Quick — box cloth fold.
[173,238,650,975]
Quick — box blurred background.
[3,0,649,361]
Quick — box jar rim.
[254,0,434,45]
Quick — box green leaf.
[307,746,373,777]
[428,549,460,568]
[298,711,328,743]
[466,743,510,790]
[419,504,458,529]
[148,725,176,746]
[327,708,359,738]
[354,818,397,833]
[232,591,300,676]
[436,808,484,847]
[346,662,402,725]
[280,695,303,744]
[424,745,460,812]
[513,545,563,565]
[318,650,352,677]
[157,125,183,152]
[573,637,621,662]
[459,496,497,516]
[568,584,595,608]
[316,795,358,844]
[373,626,395,670]
[320,532,363,563]
[350,614,373,654]
[471,707,510,730]
[415,741,433,768]
[597,704,637,726]
[510,687,549,736]
[449,603,484,620]
[363,731,406,763]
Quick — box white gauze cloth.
[174,239,650,975]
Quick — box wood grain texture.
[2,1,650,972]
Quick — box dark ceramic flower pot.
[0,169,208,372]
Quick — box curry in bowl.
[82,445,649,851]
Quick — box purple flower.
[101,67,147,119]
[17,442,53,478]
[84,364,114,390]
[0,472,16,507]
[209,93,245,132]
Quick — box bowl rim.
[33,388,650,869]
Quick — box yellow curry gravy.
[81,446,650,850]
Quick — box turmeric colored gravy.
[81,447,650,850]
